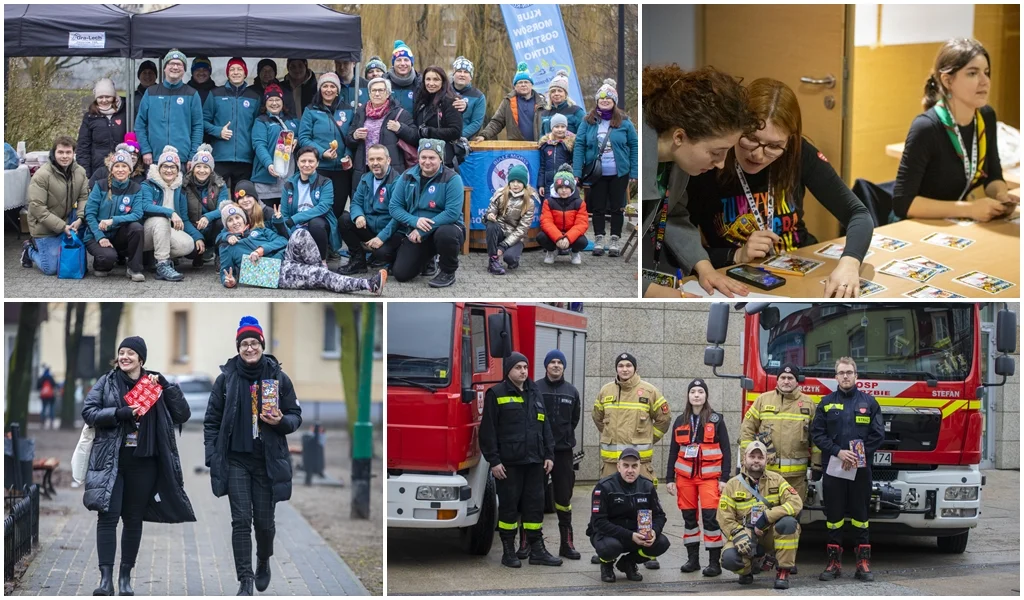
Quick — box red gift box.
[124,377,162,416]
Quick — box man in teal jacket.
[203,57,262,193]
[339,145,400,274]
[135,49,204,167]
[451,57,486,139]
[387,138,465,288]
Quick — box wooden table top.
[680,211,1020,298]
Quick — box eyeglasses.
[738,135,787,158]
[239,341,262,350]
[836,370,856,377]
[369,88,388,95]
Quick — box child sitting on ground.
[538,163,589,265]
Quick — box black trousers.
[496,463,546,539]
[485,222,524,262]
[299,216,330,261]
[227,450,276,581]
[586,175,629,237]
[537,231,588,252]
[552,449,575,526]
[392,223,465,282]
[87,221,144,273]
[592,532,671,563]
[317,168,353,215]
[338,212,398,265]
[215,162,254,196]
[96,448,158,567]
[199,219,224,254]
[823,466,872,545]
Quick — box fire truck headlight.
[943,486,979,501]
[940,508,978,518]
[416,485,460,501]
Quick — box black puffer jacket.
[203,354,302,503]
[76,100,129,178]
[81,369,196,523]
[413,94,464,169]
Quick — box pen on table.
[675,268,683,290]
[762,266,804,277]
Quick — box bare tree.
[97,302,125,375]
[5,304,42,434]
[60,303,87,430]
[333,303,361,450]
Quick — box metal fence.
[4,484,40,581]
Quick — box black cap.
[779,362,802,378]
[618,447,641,461]
[137,60,157,77]
[257,58,278,77]
[503,352,529,378]
[687,378,709,395]
[233,180,259,202]
[118,336,147,364]
[615,352,637,371]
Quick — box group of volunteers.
[641,37,1014,298]
[80,317,302,596]
[21,40,638,290]
[480,350,885,590]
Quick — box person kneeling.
[339,145,400,274]
[538,164,589,265]
[587,447,671,583]
[717,441,802,590]
[484,164,536,275]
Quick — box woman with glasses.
[141,145,205,282]
[686,78,873,298]
[344,77,417,183]
[892,38,1013,222]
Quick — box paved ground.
[4,225,638,299]
[10,428,369,596]
[387,469,1020,596]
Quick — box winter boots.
[255,558,272,592]
[854,544,874,582]
[528,536,563,566]
[488,255,506,275]
[600,561,616,583]
[117,564,134,596]
[558,523,581,560]
[775,568,791,589]
[516,526,530,560]
[93,565,115,596]
[236,577,254,595]
[703,547,722,577]
[679,543,701,573]
[500,535,522,568]
[819,543,843,581]
[616,554,642,581]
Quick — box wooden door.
[702,5,850,241]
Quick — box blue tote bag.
[58,232,87,279]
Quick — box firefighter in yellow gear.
[718,441,803,590]
[739,362,821,504]
[592,351,671,569]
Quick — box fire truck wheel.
[461,474,497,555]
[936,531,969,554]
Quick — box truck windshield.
[387,302,454,385]
[759,303,974,381]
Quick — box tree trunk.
[4,304,41,434]
[97,302,124,375]
[60,302,87,430]
[333,303,361,453]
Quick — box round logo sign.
[201,156,210,163]
[176,97,184,105]
[488,153,530,193]
[428,185,436,194]
[314,190,320,199]
[251,230,260,238]
[408,91,414,99]
[122,197,131,205]
[243,100,251,108]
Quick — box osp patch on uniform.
[764,405,777,412]
[769,487,779,494]
[639,396,649,404]
[661,403,669,414]
[859,406,868,414]
[709,413,720,423]
[801,407,810,415]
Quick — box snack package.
[124,376,162,416]
[261,379,280,416]
[850,439,866,468]
[272,131,294,179]
[637,509,653,539]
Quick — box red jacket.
[540,192,589,244]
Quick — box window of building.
[323,304,383,359]
[816,343,832,365]
[849,329,866,359]
[886,318,907,356]
[933,314,950,342]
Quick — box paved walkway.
[13,430,368,596]
[5,224,637,299]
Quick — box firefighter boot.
[854,544,874,582]
[558,523,581,560]
[819,544,842,581]
[500,534,522,568]
[616,555,643,582]
[516,525,531,560]
[528,535,563,566]
[600,560,616,583]
[737,572,754,585]
[702,547,722,577]
[775,568,791,590]
[679,543,701,573]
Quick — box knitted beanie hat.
[236,316,265,349]
[93,78,116,100]
[512,62,533,85]
[550,113,568,129]
[256,58,277,78]
[158,145,181,170]
[318,71,341,91]
[392,40,414,65]
[191,56,212,74]
[364,56,387,78]
[118,336,147,364]
[548,70,570,94]
[191,143,215,170]
[163,49,186,67]
[418,138,445,162]
[553,163,576,194]
[123,132,141,153]
[221,202,249,226]
[596,78,618,104]
[226,57,248,78]
[507,164,529,186]
[452,56,474,77]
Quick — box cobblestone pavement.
[5,226,638,299]
[12,430,369,596]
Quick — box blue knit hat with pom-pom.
[236,316,265,349]
[512,62,533,85]
[392,40,414,66]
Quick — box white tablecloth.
[4,165,31,210]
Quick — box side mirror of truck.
[462,388,476,404]
[706,304,730,344]
[704,346,724,368]
[487,312,512,358]
[759,307,780,330]
[996,309,1017,354]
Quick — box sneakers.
[20,241,33,268]
[428,270,456,288]
[488,255,506,275]
[570,252,582,265]
[608,235,621,257]
[154,260,184,282]
[369,269,387,296]
[593,234,605,256]
[543,251,556,264]
[126,267,145,282]
[421,255,439,278]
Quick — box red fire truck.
[704,302,1016,553]
[387,302,587,554]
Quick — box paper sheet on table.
[681,280,784,299]
[826,455,857,481]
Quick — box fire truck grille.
[873,465,938,482]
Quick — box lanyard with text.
[734,161,774,234]
[952,114,979,201]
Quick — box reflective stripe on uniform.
[702,447,723,458]
[638,548,655,559]
[760,413,810,422]
[555,503,572,512]
[675,461,693,475]
[782,502,797,516]
[826,520,844,530]
[683,527,701,543]
[601,402,650,410]
[523,522,543,530]
[849,518,869,529]
[767,463,809,474]
[602,448,654,460]
[704,531,724,548]
[822,403,844,411]
[774,539,799,550]
[652,396,667,410]
[745,407,760,420]
[498,520,518,530]
[496,396,524,405]
[778,458,808,466]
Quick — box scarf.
[98,97,122,116]
[388,68,416,88]
[934,97,987,193]
[366,98,391,120]
[597,107,614,121]
[116,369,158,458]
[230,355,274,455]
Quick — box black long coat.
[81,369,196,523]
[413,94,464,169]
[203,354,302,503]
[76,100,129,178]
[344,101,417,183]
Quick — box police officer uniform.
[535,349,582,560]
[717,441,803,589]
[810,372,884,582]
[478,352,561,568]
[587,447,671,583]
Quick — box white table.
[5,164,31,210]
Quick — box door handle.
[800,74,836,89]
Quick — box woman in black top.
[413,66,464,171]
[687,78,873,298]
[893,38,1013,221]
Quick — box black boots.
[93,565,115,596]
[255,558,272,592]
[679,543,701,573]
[738,572,754,585]
[702,547,722,577]
[600,561,616,583]
[528,536,563,566]
[558,523,581,560]
[854,544,874,582]
[236,577,254,595]
[516,526,530,560]
[117,564,134,596]
[339,254,368,275]
[501,535,522,568]
[616,554,643,581]
[819,543,843,581]
[775,568,791,589]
